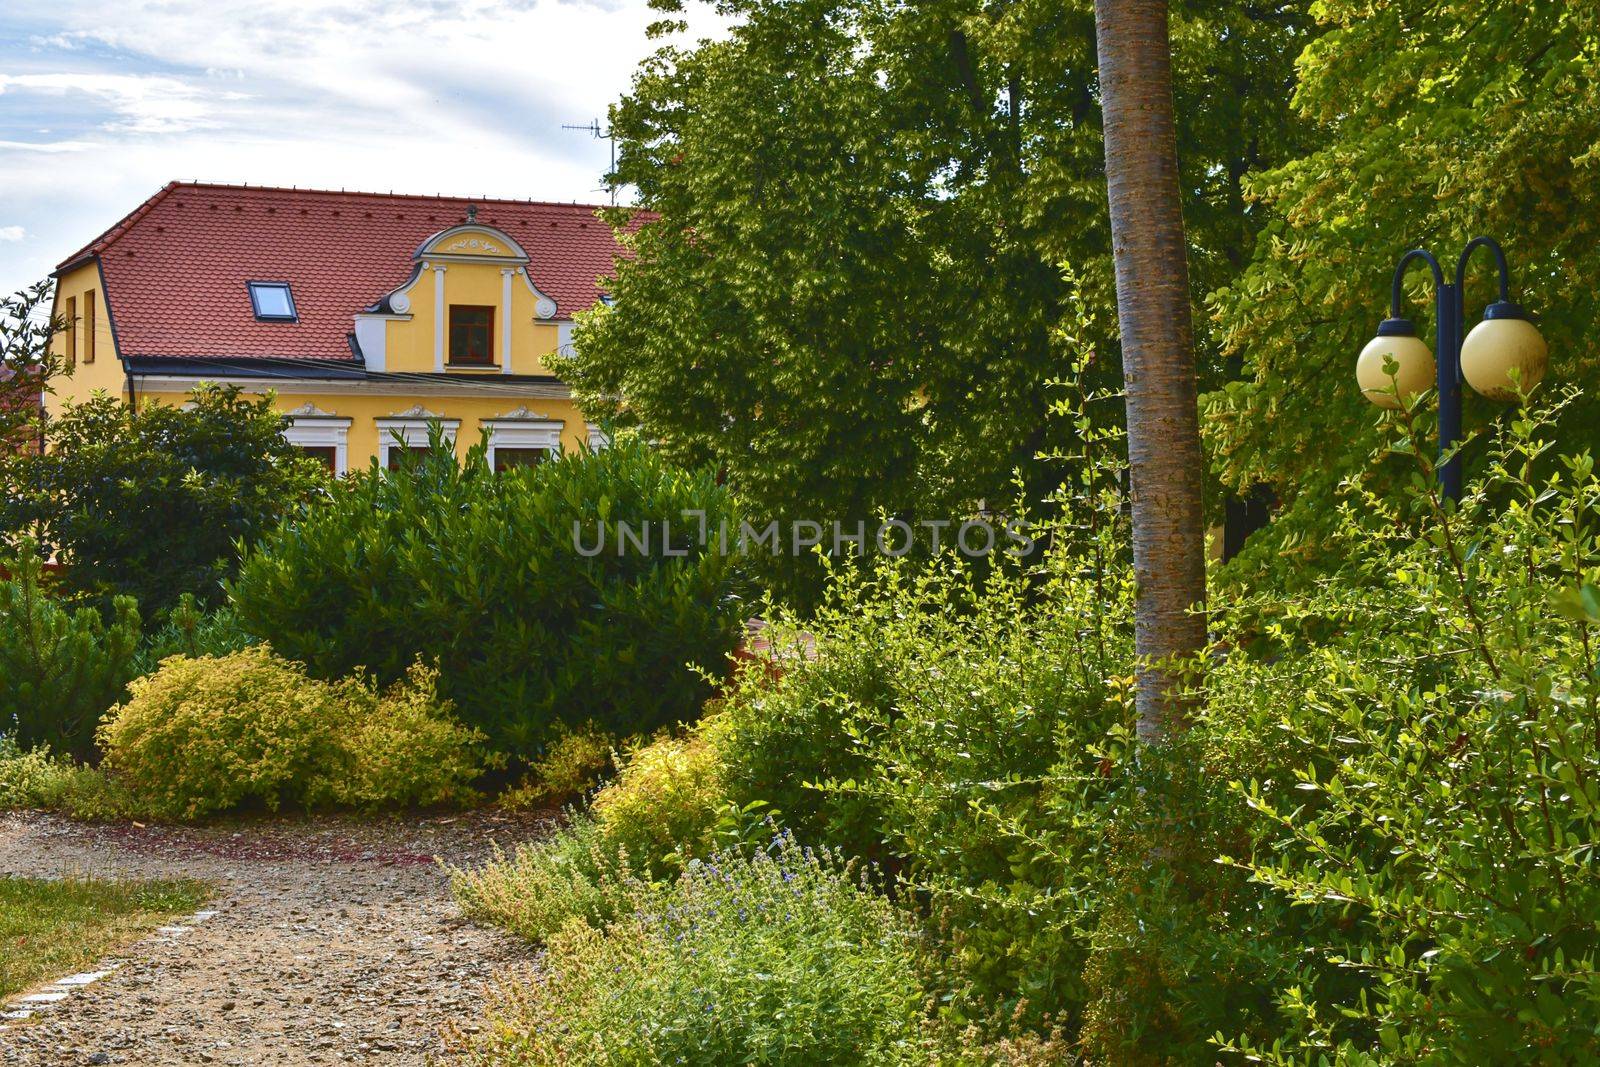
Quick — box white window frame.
[483,415,565,469]
[376,409,460,468]
[282,412,353,476]
[586,423,611,451]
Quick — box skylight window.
[248,281,297,321]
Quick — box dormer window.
[248,281,297,321]
[448,305,494,366]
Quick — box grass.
[0,876,209,999]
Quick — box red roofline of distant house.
[51,182,652,363]
[57,181,647,273]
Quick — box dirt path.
[0,810,552,1066]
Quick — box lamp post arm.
[1456,235,1511,301]
[1390,248,1445,319]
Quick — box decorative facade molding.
[283,410,353,474]
[375,406,460,465]
[483,411,564,466]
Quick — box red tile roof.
[57,182,639,361]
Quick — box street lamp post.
[1356,237,1549,502]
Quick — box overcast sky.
[0,0,728,301]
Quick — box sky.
[0,0,729,301]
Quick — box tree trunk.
[1094,0,1207,741]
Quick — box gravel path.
[0,810,552,1066]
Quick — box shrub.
[1204,392,1600,1063]
[709,553,1144,1027]
[590,732,725,875]
[501,724,617,810]
[450,815,651,944]
[0,738,63,809]
[231,435,746,758]
[334,660,490,810]
[96,647,489,820]
[466,836,933,1066]
[1,385,328,616]
[130,594,257,678]
[0,548,140,758]
[0,739,138,820]
[453,729,729,944]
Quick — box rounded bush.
[97,647,488,820]
[231,436,746,758]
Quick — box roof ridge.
[166,181,617,213]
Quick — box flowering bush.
[97,647,489,820]
[465,836,933,1066]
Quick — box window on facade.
[386,445,436,471]
[448,305,494,365]
[83,291,96,364]
[64,296,76,369]
[248,282,297,321]
[492,447,549,473]
[298,445,338,473]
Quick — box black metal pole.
[1437,281,1463,502]
[1384,236,1525,505]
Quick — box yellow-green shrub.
[500,724,616,810]
[452,730,730,945]
[97,648,488,820]
[590,732,725,874]
[333,660,490,809]
[0,739,137,820]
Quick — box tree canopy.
[1205,1,1600,571]
[557,0,1313,597]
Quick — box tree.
[0,547,141,759]
[0,281,64,455]
[1205,2,1600,575]
[559,0,1313,602]
[1094,0,1207,737]
[1,385,328,617]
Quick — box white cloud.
[0,0,734,293]
[0,72,220,135]
[0,227,25,242]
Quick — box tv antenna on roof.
[562,118,617,206]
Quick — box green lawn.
[0,876,209,999]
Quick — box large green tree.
[1205,1,1600,573]
[2,385,328,616]
[557,0,1312,599]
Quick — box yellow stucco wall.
[47,261,126,416]
[134,388,594,470]
[378,226,565,376]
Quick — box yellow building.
[47,182,628,472]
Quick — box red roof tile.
[57,182,640,361]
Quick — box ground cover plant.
[464,835,934,1067]
[0,875,208,998]
[232,434,746,759]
